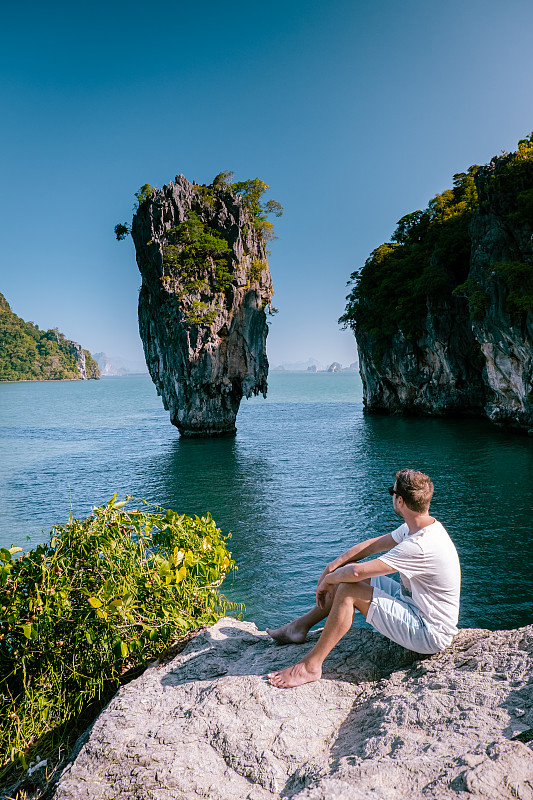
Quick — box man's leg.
[268,581,373,688]
[266,586,338,644]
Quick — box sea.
[1,372,532,632]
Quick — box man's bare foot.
[267,661,322,688]
[266,620,308,644]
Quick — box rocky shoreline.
[52,618,533,800]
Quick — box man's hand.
[317,563,334,590]
[316,577,332,609]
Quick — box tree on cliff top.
[339,168,479,349]
[339,135,533,354]
[114,174,283,242]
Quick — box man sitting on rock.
[267,468,461,688]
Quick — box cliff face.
[70,341,100,380]
[53,618,533,800]
[348,142,533,432]
[468,159,533,428]
[131,175,274,436]
[357,296,486,417]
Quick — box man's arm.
[316,556,394,608]
[318,533,396,584]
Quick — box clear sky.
[2,0,533,369]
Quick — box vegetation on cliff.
[0,498,239,784]
[0,293,100,381]
[116,172,282,326]
[340,135,533,354]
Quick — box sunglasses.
[388,486,406,500]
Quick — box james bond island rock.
[53,618,533,800]
[125,174,280,436]
[340,135,533,432]
[0,292,100,381]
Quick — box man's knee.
[336,581,367,601]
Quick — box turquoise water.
[1,373,532,631]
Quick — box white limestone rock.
[53,618,533,800]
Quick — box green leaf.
[113,640,129,658]
[88,597,102,608]
[21,623,32,639]
[158,560,171,577]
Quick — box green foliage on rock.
[339,169,479,348]
[114,222,131,240]
[452,279,489,320]
[0,293,100,381]
[162,211,233,325]
[340,134,533,352]
[134,184,156,209]
[249,259,268,284]
[0,497,239,771]
[116,172,281,328]
[491,261,533,314]
[231,178,283,241]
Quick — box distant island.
[0,293,100,381]
[271,358,358,372]
[340,134,533,432]
[93,352,148,376]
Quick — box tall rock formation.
[342,137,533,432]
[130,175,276,436]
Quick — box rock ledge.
[54,619,533,800]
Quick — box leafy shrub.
[134,184,155,209]
[114,222,131,240]
[163,211,233,295]
[452,279,489,320]
[0,497,239,770]
[249,259,268,284]
[492,261,533,315]
[184,300,219,326]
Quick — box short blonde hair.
[395,468,434,512]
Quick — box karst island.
[116,172,281,436]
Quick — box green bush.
[492,260,533,315]
[163,211,234,297]
[452,279,489,320]
[0,497,239,770]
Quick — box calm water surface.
[1,373,532,631]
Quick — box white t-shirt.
[379,520,461,649]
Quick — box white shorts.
[367,576,445,655]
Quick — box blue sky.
[2,0,533,368]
